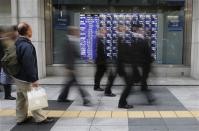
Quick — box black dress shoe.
[104,93,116,97]
[83,100,93,106]
[5,96,16,100]
[17,116,33,125]
[37,117,54,124]
[57,99,73,102]
[94,88,104,91]
[148,98,156,104]
[118,104,134,109]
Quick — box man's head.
[117,25,126,33]
[17,22,32,38]
[134,24,145,35]
[98,27,107,37]
[131,24,137,32]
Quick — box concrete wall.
[191,0,199,79]
[16,0,46,78]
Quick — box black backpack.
[1,44,21,76]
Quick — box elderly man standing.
[13,22,53,125]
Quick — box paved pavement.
[0,77,199,131]
[39,77,199,85]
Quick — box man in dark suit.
[131,24,153,91]
[131,24,155,103]
[117,25,134,109]
[94,27,107,91]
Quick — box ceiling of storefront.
[53,0,185,6]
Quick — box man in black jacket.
[130,24,155,103]
[94,27,107,91]
[131,25,153,91]
[13,22,53,125]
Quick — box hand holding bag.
[27,87,48,111]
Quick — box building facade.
[0,0,198,79]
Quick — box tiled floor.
[0,85,199,131]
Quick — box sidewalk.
[0,77,199,131]
[0,85,199,131]
[39,76,199,86]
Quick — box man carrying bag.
[13,22,53,125]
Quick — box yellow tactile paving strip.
[79,111,96,117]
[144,111,161,118]
[95,111,112,118]
[0,109,199,118]
[112,111,128,118]
[128,111,145,118]
[47,111,65,117]
[175,111,194,118]
[191,111,199,117]
[0,109,16,116]
[159,111,177,118]
[62,111,80,118]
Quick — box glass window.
[0,0,11,15]
[0,0,12,25]
[52,0,185,65]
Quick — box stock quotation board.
[80,13,158,62]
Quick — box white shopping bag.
[27,87,48,111]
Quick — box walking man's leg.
[58,72,75,102]
[118,66,134,109]
[104,69,117,97]
[94,65,106,91]
[141,65,150,91]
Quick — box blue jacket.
[14,37,38,82]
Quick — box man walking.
[131,24,155,103]
[57,26,92,106]
[94,27,107,91]
[0,25,17,100]
[13,22,53,125]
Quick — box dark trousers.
[118,64,133,106]
[132,65,141,83]
[4,84,12,98]
[94,64,107,89]
[94,64,118,94]
[105,67,117,94]
[58,71,89,101]
[140,64,150,90]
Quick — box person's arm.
[20,43,38,86]
[144,40,154,63]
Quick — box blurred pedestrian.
[13,22,53,125]
[132,24,153,91]
[57,26,92,106]
[131,24,155,103]
[94,27,107,91]
[0,25,17,100]
[103,25,127,97]
[117,25,134,109]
